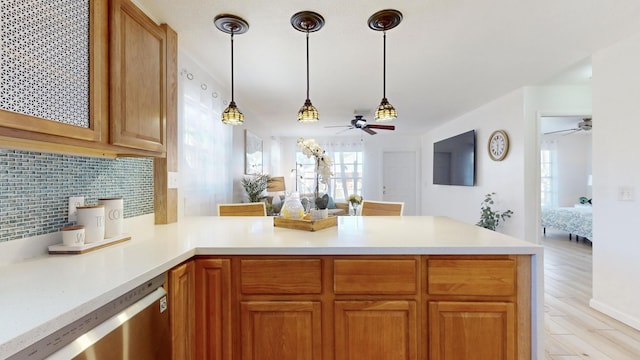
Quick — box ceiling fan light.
[222,101,244,125]
[374,97,397,122]
[297,99,319,123]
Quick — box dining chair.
[218,202,267,216]
[360,200,404,216]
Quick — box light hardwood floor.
[543,230,640,359]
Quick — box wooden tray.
[274,216,337,232]
[48,234,131,255]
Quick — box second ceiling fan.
[326,115,395,135]
[544,118,592,135]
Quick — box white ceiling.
[133,0,640,137]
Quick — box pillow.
[328,196,336,209]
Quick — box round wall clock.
[488,130,509,161]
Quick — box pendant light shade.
[291,11,324,123]
[368,9,402,123]
[214,14,249,125]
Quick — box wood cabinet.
[241,301,322,360]
[110,0,166,153]
[428,301,515,360]
[334,258,420,360]
[0,0,108,149]
[168,260,196,360]
[0,0,173,157]
[185,255,531,360]
[195,258,232,360]
[424,256,530,360]
[238,258,324,360]
[335,300,418,360]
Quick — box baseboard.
[590,298,640,331]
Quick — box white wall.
[362,135,422,214]
[421,89,526,239]
[230,112,274,203]
[590,32,640,330]
[554,134,592,206]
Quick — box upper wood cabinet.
[0,0,173,157]
[0,0,108,143]
[110,0,166,153]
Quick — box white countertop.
[0,215,542,359]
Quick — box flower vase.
[349,203,360,216]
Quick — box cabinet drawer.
[427,258,516,296]
[240,259,322,294]
[334,259,418,294]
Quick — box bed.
[541,206,592,240]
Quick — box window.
[295,150,363,202]
[540,142,558,207]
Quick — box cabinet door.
[168,261,195,360]
[0,0,107,142]
[195,259,232,360]
[334,301,418,360]
[110,0,166,152]
[428,301,515,360]
[240,301,322,360]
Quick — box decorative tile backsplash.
[0,149,153,242]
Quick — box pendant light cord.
[382,30,387,99]
[306,30,310,100]
[230,32,235,102]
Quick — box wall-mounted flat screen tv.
[433,130,475,186]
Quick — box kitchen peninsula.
[0,216,543,359]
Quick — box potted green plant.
[241,173,270,203]
[476,192,513,231]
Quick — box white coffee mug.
[98,198,123,238]
[62,225,85,246]
[77,205,105,243]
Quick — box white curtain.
[178,56,233,216]
[301,137,364,201]
[540,139,558,208]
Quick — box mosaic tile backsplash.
[0,149,154,242]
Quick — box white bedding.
[541,206,592,240]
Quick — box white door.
[383,151,418,215]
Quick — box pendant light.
[291,11,324,123]
[214,14,249,125]
[368,9,402,122]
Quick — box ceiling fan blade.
[544,128,579,135]
[324,125,352,128]
[562,129,581,136]
[336,127,353,134]
[362,127,377,135]
[366,124,395,131]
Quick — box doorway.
[382,151,418,215]
[539,116,593,240]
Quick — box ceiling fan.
[325,115,395,135]
[544,118,592,135]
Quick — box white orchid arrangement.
[348,194,363,205]
[297,137,333,184]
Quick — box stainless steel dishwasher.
[8,274,170,360]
